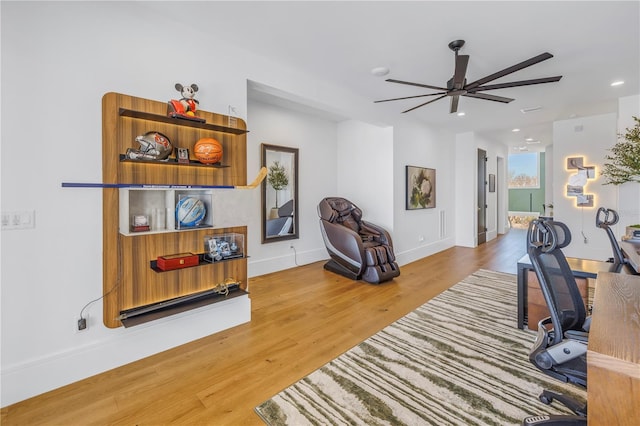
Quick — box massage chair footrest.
[323,259,360,280]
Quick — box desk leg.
[517,264,528,329]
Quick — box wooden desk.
[516,254,631,329]
[588,272,640,425]
[621,239,640,273]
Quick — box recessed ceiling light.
[512,128,520,132]
[526,140,541,145]
[371,67,390,77]
[457,112,465,117]
[611,80,625,87]
[525,137,534,141]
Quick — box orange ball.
[193,138,223,164]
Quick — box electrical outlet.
[76,316,88,333]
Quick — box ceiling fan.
[374,40,562,114]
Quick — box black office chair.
[596,207,628,265]
[522,219,588,425]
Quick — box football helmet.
[127,131,173,161]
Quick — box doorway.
[477,149,487,245]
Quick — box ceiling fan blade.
[463,92,514,103]
[374,92,447,103]
[465,52,554,90]
[402,94,448,113]
[453,55,469,89]
[468,76,563,92]
[386,79,448,91]
[450,95,460,113]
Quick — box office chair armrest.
[564,330,588,342]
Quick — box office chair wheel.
[539,394,553,405]
[539,390,587,417]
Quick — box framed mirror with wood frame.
[261,144,299,243]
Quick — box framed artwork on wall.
[406,165,436,210]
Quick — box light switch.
[1,210,36,230]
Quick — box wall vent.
[520,106,542,114]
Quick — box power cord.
[78,280,120,330]
[290,245,299,266]
[581,205,588,244]
[78,238,124,331]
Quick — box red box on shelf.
[156,252,199,271]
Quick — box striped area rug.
[255,269,586,425]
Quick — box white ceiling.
[142,1,639,151]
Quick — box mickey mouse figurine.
[168,83,205,122]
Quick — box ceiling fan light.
[457,112,465,116]
[611,80,624,87]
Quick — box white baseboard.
[249,247,328,277]
[1,295,250,408]
[396,238,454,266]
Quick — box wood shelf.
[150,253,245,272]
[119,154,230,168]
[102,92,249,328]
[119,108,248,135]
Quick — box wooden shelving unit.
[102,92,249,328]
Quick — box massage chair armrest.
[360,220,393,246]
[320,219,365,263]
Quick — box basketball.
[193,138,223,164]
[175,197,207,228]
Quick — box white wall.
[392,118,456,264]
[454,132,508,247]
[552,113,619,260]
[545,145,554,209]
[0,2,457,406]
[0,2,258,407]
[616,95,640,231]
[337,121,394,231]
[246,99,337,276]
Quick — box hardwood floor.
[1,229,527,425]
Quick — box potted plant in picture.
[267,161,289,218]
[601,116,640,185]
[601,117,639,241]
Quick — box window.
[508,152,540,189]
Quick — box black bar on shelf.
[118,284,244,328]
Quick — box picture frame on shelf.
[177,147,190,164]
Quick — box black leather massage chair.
[317,197,400,284]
